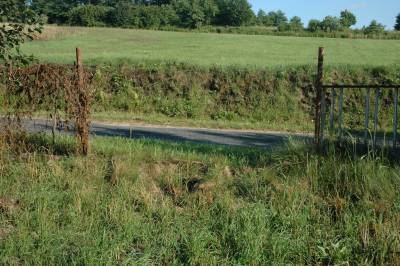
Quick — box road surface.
[21,119,311,149]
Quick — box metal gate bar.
[321,87,327,142]
[373,89,381,149]
[330,89,336,132]
[314,47,400,152]
[364,88,371,144]
[338,88,344,141]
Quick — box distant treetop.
[25,0,398,37]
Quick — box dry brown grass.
[33,25,81,41]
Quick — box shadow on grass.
[22,131,310,168]
[25,134,77,156]
[321,137,400,165]
[21,130,400,169]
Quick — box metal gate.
[314,47,400,152]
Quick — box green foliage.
[106,2,139,28]
[31,0,77,24]
[8,62,397,132]
[340,10,357,28]
[256,9,270,26]
[27,1,399,39]
[173,0,218,28]
[35,0,254,28]
[215,0,254,26]
[0,0,43,66]
[308,19,321,32]
[138,5,163,29]
[106,3,180,29]
[363,20,385,35]
[394,13,400,31]
[320,16,342,32]
[307,11,356,33]
[267,10,288,27]
[277,21,290,32]
[68,4,110,27]
[287,16,304,31]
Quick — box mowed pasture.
[22,26,400,67]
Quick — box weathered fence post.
[373,88,381,150]
[393,88,398,148]
[364,88,371,145]
[329,88,336,133]
[76,48,89,155]
[338,87,344,142]
[314,47,324,152]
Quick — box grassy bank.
[83,63,400,133]
[22,26,400,67]
[1,134,400,265]
[2,63,400,133]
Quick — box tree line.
[8,1,400,35]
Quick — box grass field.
[1,134,400,265]
[22,26,400,67]
[4,20,400,266]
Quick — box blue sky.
[249,0,400,29]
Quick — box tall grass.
[0,134,399,265]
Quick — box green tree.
[68,4,110,27]
[257,10,265,25]
[307,19,321,32]
[158,4,180,26]
[138,5,162,28]
[320,16,341,32]
[363,20,385,34]
[256,9,272,26]
[0,0,43,66]
[288,16,303,31]
[277,21,289,31]
[107,2,139,27]
[31,0,78,23]
[267,10,287,27]
[340,9,357,28]
[395,13,400,31]
[216,0,254,26]
[174,0,218,28]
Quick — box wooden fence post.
[314,47,325,152]
[76,48,89,155]
[393,88,398,148]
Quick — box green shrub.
[68,5,110,27]
[107,2,139,28]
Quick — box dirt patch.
[187,177,215,193]
[0,225,14,241]
[140,159,209,179]
[0,196,20,214]
[139,159,214,207]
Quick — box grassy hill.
[22,26,400,67]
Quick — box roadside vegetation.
[3,61,399,132]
